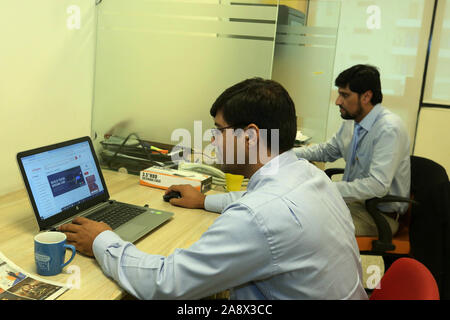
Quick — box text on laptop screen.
[20,141,105,220]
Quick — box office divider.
[272,1,340,143]
[91,0,340,166]
[92,0,279,151]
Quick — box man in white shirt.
[60,78,367,300]
[294,65,411,236]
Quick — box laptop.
[17,136,174,243]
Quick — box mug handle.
[61,244,76,269]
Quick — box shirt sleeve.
[93,203,273,300]
[335,125,408,201]
[293,126,345,162]
[203,191,246,213]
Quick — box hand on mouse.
[165,185,206,209]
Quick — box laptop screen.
[19,140,106,221]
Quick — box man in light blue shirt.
[294,65,410,236]
[60,78,367,300]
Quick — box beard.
[339,100,364,120]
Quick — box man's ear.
[361,90,373,105]
[245,124,259,146]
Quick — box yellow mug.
[225,173,244,192]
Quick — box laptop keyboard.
[86,203,146,230]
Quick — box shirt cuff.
[93,231,125,268]
[293,147,305,159]
[204,194,224,213]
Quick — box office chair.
[325,167,415,255]
[369,257,439,300]
[325,155,450,299]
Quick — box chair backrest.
[410,155,448,195]
[408,155,450,299]
[370,257,440,300]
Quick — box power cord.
[106,133,167,169]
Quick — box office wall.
[0,0,96,196]
[414,108,450,176]
[414,108,450,175]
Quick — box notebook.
[16,136,173,243]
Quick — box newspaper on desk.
[0,250,69,300]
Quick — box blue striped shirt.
[93,150,367,300]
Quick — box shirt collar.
[246,149,298,192]
[358,103,382,132]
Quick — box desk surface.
[0,170,219,300]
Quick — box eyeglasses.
[210,125,235,138]
[210,124,249,140]
[211,124,249,138]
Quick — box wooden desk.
[0,170,219,299]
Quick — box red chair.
[370,257,440,300]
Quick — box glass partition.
[271,0,341,143]
[324,0,434,158]
[91,0,280,171]
[423,0,450,105]
[91,0,345,173]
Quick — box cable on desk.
[106,133,166,170]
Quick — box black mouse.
[163,190,182,202]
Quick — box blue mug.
[34,231,76,276]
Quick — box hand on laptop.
[59,217,112,257]
[165,185,206,209]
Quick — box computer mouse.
[163,191,182,202]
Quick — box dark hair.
[335,64,383,105]
[210,78,297,153]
